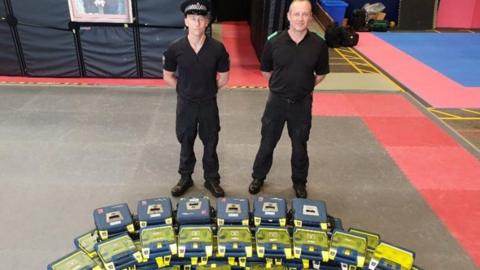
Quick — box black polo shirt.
[261,30,329,100]
[163,35,230,102]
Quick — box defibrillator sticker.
[303,205,319,216]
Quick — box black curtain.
[16,25,80,76]
[0,0,217,77]
[1,0,6,17]
[10,0,80,76]
[249,0,289,60]
[213,0,251,21]
[10,0,71,28]
[0,21,22,75]
[136,0,184,27]
[80,26,137,77]
[140,27,184,77]
[398,0,437,30]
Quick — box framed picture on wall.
[68,0,134,23]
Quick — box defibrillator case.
[74,230,100,258]
[253,197,287,227]
[293,227,329,262]
[139,224,177,267]
[177,197,212,225]
[292,198,328,230]
[217,225,253,267]
[255,226,293,260]
[94,203,135,240]
[95,233,142,270]
[178,225,214,265]
[48,249,102,270]
[137,197,173,228]
[368,242,415,270]
[329,230,367,268]
[217,197,250,226]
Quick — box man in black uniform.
[248,0,329,198]
[163,0,230,197]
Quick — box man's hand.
[261,71,272,81]
[217,71,229,89]
[314,74,326,86]
[163,70,177,88]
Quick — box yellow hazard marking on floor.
[438,117,480,120]
[334,48,364,74]
[334,47,402,90]
[1,81,84,86]
[428,107,480,120]
[462,109,480,116]
[229,86,267,90]
[428,108,462,119]
[348,47,404,92]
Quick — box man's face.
[185,14,209,36]
[287,1,312,32]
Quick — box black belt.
[270,92,311,104]
[178,94,216,104]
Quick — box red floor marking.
[386,146,480,190]
[312,93,359,116]
[312,92,480,266]
[356,33,480,108]
[221,22,267,88]
[347,94,424,117]
[362,117,458,147]
[421,189,480,265]
[312,93,425,117]
[0,76,167,87]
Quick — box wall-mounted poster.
[68,0,133,23]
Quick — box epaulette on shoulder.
[312,31,326,41]
[267,31,280,40]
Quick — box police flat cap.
[180,0,210,16]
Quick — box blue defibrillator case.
[216,197,250,226]
[253,197,287,227]
[176,197,211,225]
[137,197,173,228]
[292,198,328,230]
[93,203,135,240]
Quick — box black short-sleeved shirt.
[261,30,330,99]
[163,36,230,102]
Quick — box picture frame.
[67,0,134,23]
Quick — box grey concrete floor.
[0,85,477,269]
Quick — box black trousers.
[252,93,312,184]
[176,96,220,183]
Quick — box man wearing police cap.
[163,0,230,197]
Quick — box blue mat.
[374,32,480,87]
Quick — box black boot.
[171,174,193,197]
[204,181,225,198]
[293,183,307,198]
[248,178,264,194]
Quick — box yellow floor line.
[357,69,375,73]
[455,129,480,133]
[428,108,462,119]
[349,47,404,92]
[334,48,363,74]
[462,109,480,116]
[439,117,480,121]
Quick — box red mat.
[362,117,458,147]
[355,33,480,108]
[313,92,480,266]
[221,22,267,88]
